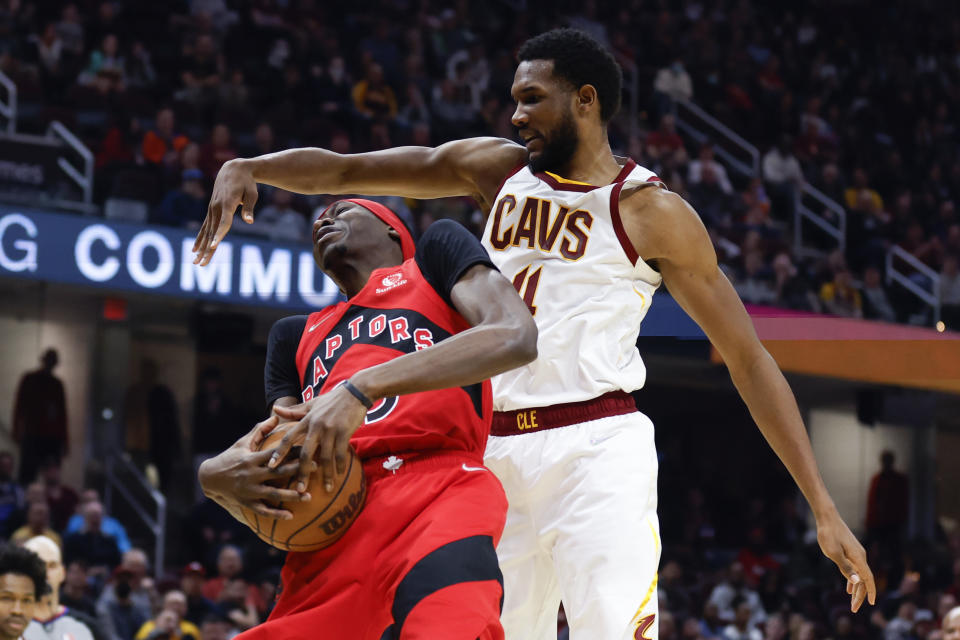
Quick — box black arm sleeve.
[264,315,308,410]
[414,220,497,306]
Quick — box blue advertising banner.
[0,207,341,311]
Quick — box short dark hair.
[518,28,622,122]
[0,545,49,599]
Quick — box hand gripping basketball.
[239,424,367,552]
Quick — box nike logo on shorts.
[462,463,485,472]
[589,432,620,446]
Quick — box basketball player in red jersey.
[194,29,874,640]
[199,199,537,639]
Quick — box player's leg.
[381,535,505,640]
[548,412,661,640]
[486,436,564,640]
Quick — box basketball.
[238,428,367,552]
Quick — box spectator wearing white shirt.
[762,136,804,219]
[708,562,767,628]
[722,597,762,640]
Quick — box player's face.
[945,612,960,640]
[0,574,36,640]
[511,60,580,173]
[312,202,394,270]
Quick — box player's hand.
[815,508,876,612]
[192,158,259,266]
[270,383,368,495]
[198,417,310,520]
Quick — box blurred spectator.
[722,597,762,640]
[141,108,190,168]
[177,34,222,107]
[844,168,883,213]
[28,24,64,84]
[861,266,897,323]
[202,546,261,613]
[153,169,207,229]
[653,57,693,112]
[940,254,960,329]
[884,601,917,640]
[77,34,125,93]
[761,136,803,218]
[313,55,353,123]
[96,550,155,640]
[59,560,96,617]
[646,114,686,161]
[351,63,397,122]
[55,4,85,59]
[12,349,68,484]
[124,41,156,89]
[736,528,780,589]
[198,615,230,640]
[64,501,121,578]
[660,610,677,640]
[866,450,909,563]
[734,252,776,305]
[179,563,216,627]
[215,579,257,632]
[199,124,237,181]
[688,144,733,196]
[7,483,48,536]
[134,591,199,640]
[40,460,77,531]
[659,561,693,621]
[819,269,863,318]
[245,190,308,243]
[10,502,61,548]
[699,601,725,639]
[763,614,786,640]
[708,562,766,627]
[0,452,24,537]
[943,606,960,639]
[121,359,181,491]
[772,253,820,312]
[65,490,131,554]
[22,536,96,640]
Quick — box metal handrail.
[675,99,759,175]
[0,70,16,134]
[45,121,94,205]
[104,451,166,579]
[885,245,942,324]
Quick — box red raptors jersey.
[293,258,492,459]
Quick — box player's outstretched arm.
[621,188,876,613]
[270,263,538,494]
[192,137,525,265]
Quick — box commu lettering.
[488,196,593,260]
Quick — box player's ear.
[387,227,401,243]
[576,84,598,115]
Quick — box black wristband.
[341,379,373,409]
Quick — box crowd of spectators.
[1,1,958,327]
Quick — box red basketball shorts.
[236,451,508,640]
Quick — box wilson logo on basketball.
[376,272,408,293]
[320,486,365,535]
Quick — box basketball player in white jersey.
[193,28,875,640]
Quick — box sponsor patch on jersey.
[376,272,408,294]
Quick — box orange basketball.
[238,428,366,552]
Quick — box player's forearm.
[351,322,537,402]
[728,347,837,520]
[240,149,351,195]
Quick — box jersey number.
[512,265,543,316]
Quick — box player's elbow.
[503,315,538,367]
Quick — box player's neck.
[33,597,61,621]
[554,131,621,185]
[327,246,404,298]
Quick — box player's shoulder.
[619,185,708,260]
[439,138,527,206]
[268,315,310,342]
[418,219,477,246]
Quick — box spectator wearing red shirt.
[198,124,237,182]
[736,528,781,589]
[865,450,909,565]
[201,546,264,615]
[646,113,686,160]
[141,107,190,167]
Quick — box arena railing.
[885,245,942,326]
[0,71,15,134]
[671,99,846,258]
[104,451,166,579]
[46,121,94,207]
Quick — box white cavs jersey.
[481,158,664,411]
